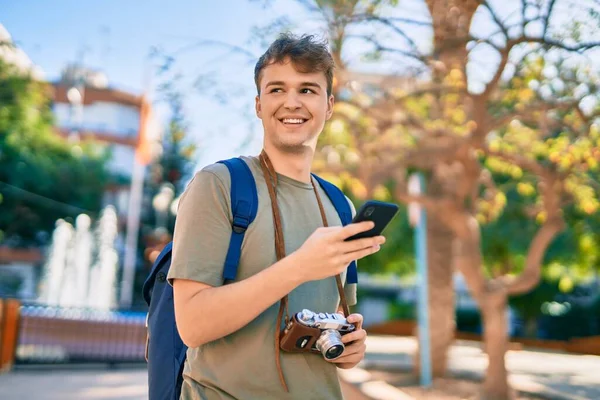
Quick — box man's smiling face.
[255,58,334,153]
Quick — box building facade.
[1,24,159,303]
[51,66,150,220]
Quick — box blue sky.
[0,0,471,172]
[1,0,322,169]
[2,0,597,174]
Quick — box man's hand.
[292,222,385,284]
[326,314,367,369]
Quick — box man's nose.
[283,91,302,109]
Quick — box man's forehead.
[260,61,326,87]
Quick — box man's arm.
[173,255,300,348]
[173,222,383,348]
[169,168,384,348]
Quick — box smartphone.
[344,200,399,241]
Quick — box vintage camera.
[280,309,356,360]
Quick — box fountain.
[38,219,74,306]
[87,206,119,310]
[38,206,120,311]
[16,206,149,365]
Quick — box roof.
[52,84,143,108]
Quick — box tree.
[0,58,108,247]
[148,81,197,195]
[282,1,599,398]
[139,80,197,263]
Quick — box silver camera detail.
[296,309,355,360]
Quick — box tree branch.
[499,217,565,295]
[481,41,513,99]
[519,36,600,53]
[520,0,527,34]
[453,213,487,302]
[351,14,432,27]
[171,39,256,60]
[469,35,503,51]
[399,136,468,170]
[358,14,421,53]
[295,0,322,14]
[478,13,600,98]
[478,0,509,38]
[543,0,557,39]
[351,34,429,66]
[490,100,580,131]
[483,148,548,177]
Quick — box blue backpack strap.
[142,241,173,306]
[311,174,358,284]
[218,158,258,281]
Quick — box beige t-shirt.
[167,155,357,400]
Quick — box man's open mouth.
[279,118,308,125]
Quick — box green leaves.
[0,59,108,247]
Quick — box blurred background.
[0,0,599,399]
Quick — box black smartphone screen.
[344,200,399,241]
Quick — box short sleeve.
[344,195,358,306]
[167,167,232,287]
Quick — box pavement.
[0,336,599,400]
[341,336,600,400]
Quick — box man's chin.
[274,138,314,154]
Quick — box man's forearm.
[174,254,303,348]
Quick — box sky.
[1,0,321,170]
[2,0,598,175]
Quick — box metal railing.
[15,305,147,364]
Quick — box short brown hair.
[254,33,335,96]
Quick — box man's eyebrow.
[264,81,323,89]
[300,81,322,89]
[265,81,285,88]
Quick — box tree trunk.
[480,290,516,400]
[414,0,479,377]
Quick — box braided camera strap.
[258,150,350,392]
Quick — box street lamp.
[152,183,175,230]
[67,86,83,142]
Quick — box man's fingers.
[346,313,364,330]
[341,245,382,265]
[327,342,366,362]
[337,221,375,241]
[328,352,360,364]
[340,236,385,254]
[341,328,366,344]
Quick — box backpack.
[142,157,358,400]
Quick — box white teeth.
[282,118,305,124]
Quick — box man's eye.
[301,88,315,94]
[270,88,283,93]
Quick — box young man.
[168,33,386,399]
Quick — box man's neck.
[262,144,314,183]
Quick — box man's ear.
[325,94,335,120]
[255,95,262,119]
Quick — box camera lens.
[365,207,375,217]
[316,329,345,360]
[325,345,344,360]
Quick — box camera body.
[280,309,355,360]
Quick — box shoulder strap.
[142,241,173,306]
[311,174,358,284]
[218,157,258,281]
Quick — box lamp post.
[66,86,83,142]
[408,172,432,388]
